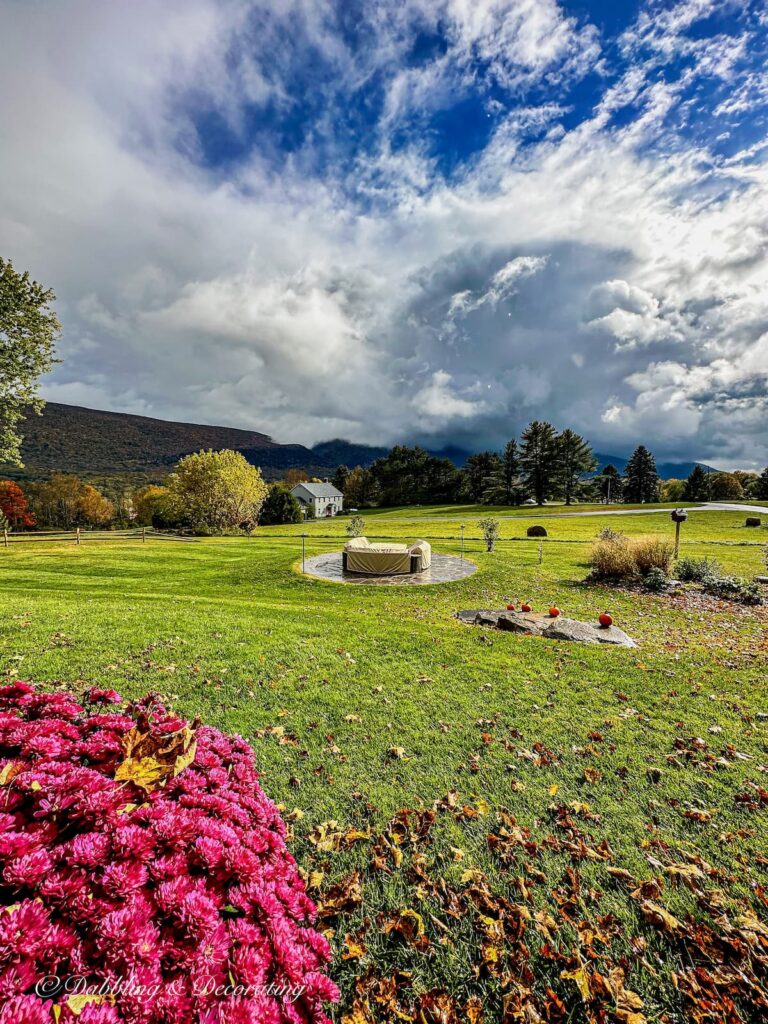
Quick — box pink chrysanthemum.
[0,684,338,1023]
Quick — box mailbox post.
[671,508,688,559]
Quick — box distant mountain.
[593,453,720,481]
[1,402,718,483]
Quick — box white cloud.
[0,0,767,468]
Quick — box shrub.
[526,525,547,538]
[676,556,722,582]
[597,527,623,541]
[0,683,338,1023]
[346,515,365,538]
[259,485,303,526]
[631,536,674,576]
[589,535,636,579]
[478,517,501,552]
[702,574,763,606]
[644,566,669,592]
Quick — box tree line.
[5,440,767,534]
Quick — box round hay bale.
[527,524,548,538]
[745,517,761,527]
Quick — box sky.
[1,0,767,468]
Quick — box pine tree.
[462,452,503,504]
[332,465,350,493]
[623,446,660,503]
[556,429,597,506]
[520,421,559,505]
[683,465,710,501]
[598,464,622,503]
[754,466,768,501]
[502,439,520,504]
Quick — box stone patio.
[301,552,477,585]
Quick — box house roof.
[291,482,343,498]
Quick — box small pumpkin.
[506,603,516,611]
[521,602,532,613]
[599,611,613,628]
[548,605,560,618]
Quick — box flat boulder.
[456,609,637,647]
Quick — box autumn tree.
[166,449,268,532]
[343,466,379,507]
[78,485,115,526]
[132,485,169,526]
[623,446,659,503]
[0,480,35,529]
[0,257,60,465]
[27,474,114,528]
[284,469,309,488]
[555,429,597,506]
[660,478,686,502]
[520,420,559,505]
[708,472,744,500]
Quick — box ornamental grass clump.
[0,682,338,1024]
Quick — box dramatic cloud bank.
[1,0,767,466]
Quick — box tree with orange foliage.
[0,480,35,529]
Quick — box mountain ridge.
[2,402,718,482]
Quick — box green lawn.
[1,510,767,1022]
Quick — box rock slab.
[456,609,637,647]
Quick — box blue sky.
[1,0,767,466]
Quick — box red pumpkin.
[548,605,560,618]
[521,602,532,613]
[506,603,515,611]
[599,611,613,628]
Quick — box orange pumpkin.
[548,605,560,618]
[521,602,532,613]
[599,611,613,628]
[506,603,515,611]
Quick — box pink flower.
[0,683,337,1024]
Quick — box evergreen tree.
[259,484,303,525]
[462,451,503,503]
[502,439,521,504]
[597,464,622,503]
[756,466,768,501]
[623,446,660,503]
[332,465,350,493]
[520,420,559,505]
[683,465,710,501]
[556,429,597,505]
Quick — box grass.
[1,508,767,1021]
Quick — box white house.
[290,481,344,518]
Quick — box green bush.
[644,566,669,592]
[702,574,762,606]
[676,556,723,582]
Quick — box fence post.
[3,529,7,548]
[142,527,146,543]
[76,527,81,546]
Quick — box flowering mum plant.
[0,683,338,1024]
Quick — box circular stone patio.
[301,552,477,586]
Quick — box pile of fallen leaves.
[300,781,768,1023]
